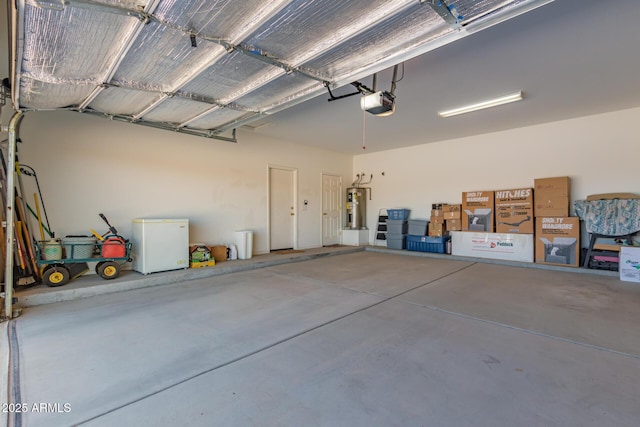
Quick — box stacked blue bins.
[386,209,410,249]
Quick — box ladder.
[374,209,388,246]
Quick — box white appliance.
[132,219,189,274]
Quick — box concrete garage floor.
[3,251,640,426]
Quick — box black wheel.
[42,265,70,287]
[97,261,120,280]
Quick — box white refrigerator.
[132,219,189,274]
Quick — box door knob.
[290,213,295,216]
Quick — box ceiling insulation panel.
[18,79,95,109]
[180,50,283,104]
[112,21,227,93]
[11,0,555,140]
[186,109,255,131]
[89,87,163,117]
[304,3,450,81]
[19,2,139,108]
[140,97,214,124]
[244,0,415,65]
[234,75,322,112]
[154,0,288,42]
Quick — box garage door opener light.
[438,91,523,118]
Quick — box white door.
[322,174,342,246]
[270,168,295,250]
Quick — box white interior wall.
[354,107,640,244]
[15,111,352,254]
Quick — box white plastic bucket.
[42,239,63,260]
[235,230,253,260]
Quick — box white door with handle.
[322,174,342,246]
[270,167,295,250]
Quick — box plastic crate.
[387,209,410,220]
[406,235,450,254]
[386,219,408,235]
[408,219,429,236]
[386,235,406,250]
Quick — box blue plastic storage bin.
[387,209,410,220]
[406,235,450,254]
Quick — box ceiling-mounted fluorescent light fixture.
[438,91,523,118]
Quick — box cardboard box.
[619,246,640,283]
[431,209,443,217]
[462,191,495,232]
[535,195,569,217]
[189,244,211,262]
[534,177,570,217]
[535,217,580,267]
[534,176,570,196]
[442,204,461,214]
[211,245,227,262]
[429,222,447,237]
[430,216,445,225]
[446,219,462,231]
[443,211,461,220]
[451,231,534,262]
[495,188,534,234]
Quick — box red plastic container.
[101,236,126,258]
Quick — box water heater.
[346,187,368,229]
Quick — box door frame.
[321,172,343,246]
[267,165,298,251]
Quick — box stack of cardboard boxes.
[443,204,462,232]
[400,176,585,266]
[534,177,580,267]
[447,177,580,266]
[428,204,462,236]
[451,189,535,262]
[429,204,445,237]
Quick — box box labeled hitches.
[462,191,495,232]
[495,188,534,234]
